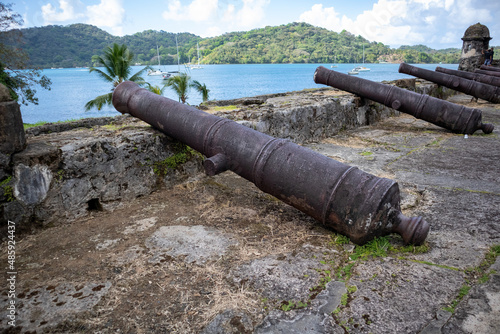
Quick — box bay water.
[21,63,459,124]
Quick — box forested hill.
[4,22,461,68]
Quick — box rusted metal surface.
[112,81,430,245]
[475,69,500,78]
[314,66,494,135]
[436,66,500,88]
[479,65,500,72]
[398,63,500,104]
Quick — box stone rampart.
[1,117,204,235]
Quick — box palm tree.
[164,73,190,104]
[191,80,210,102]
[85,43,149,111]
[164,73,210,104]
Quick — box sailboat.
[330,55,338,68]
[190,42,203,69]
[355,44,371,72]
[163,35,181,80]
[349,45,370,74]
[148,45,166,76]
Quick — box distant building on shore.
[458,23,493,72]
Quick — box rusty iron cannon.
[398,63,500,104]
[112,81,430,245]
[475,69,500,78]
[313,66,494,135]
[435,66,500,88]
[479,65,500,72]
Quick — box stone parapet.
[1,117,204,235]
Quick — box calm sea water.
[21,63,459,124]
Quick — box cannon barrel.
[399,63,500,104]
[475,69,500,78]
[479,65,500,72]
[112,81,430,245]
[313,66,493,135]
[435,66,500,88]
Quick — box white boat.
[348,69,359,75]
[354,66,370,72]
[148,45,166,76]
[162,71,180,79]
[190,42,203,69]
[148,69,164,76]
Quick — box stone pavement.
[0,93,499,333]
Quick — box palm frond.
[84,92,112,111]
[191,80,210,102]
[91,55,115,79]
[89,67,114,83]
[129,66,151,83]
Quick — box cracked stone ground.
[1,94,499,333]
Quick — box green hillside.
[2,22,462,68]
[8,24,115,68]
[200,23,391,64]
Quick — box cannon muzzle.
[314,66,494,135]
[436,66,500,88]
[399,63,500,104]
[112,81,430,245]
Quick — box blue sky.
[13,0,500,49]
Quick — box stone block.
[0,100,26,154]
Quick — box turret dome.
[462,23,491,40]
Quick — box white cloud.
[41,0,84,23]
[298,0,414,46]
[412,0,443,10]
[424,16,436,24]
[222,4,236,22]
[188,0,219,21]
[235,0,270,28]
[162,0,270,36]
[440,31,458,44]
[162,0,219,21]
[298,4,342,31]
[297,0,497,48]
[444,0,454,11]
[86,0,125,35]
[448,0,491,22]
[40,0,125,36]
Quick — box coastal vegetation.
[3,22,484,69]
[0,2,51,105]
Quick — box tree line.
[2,22,467,69]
